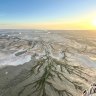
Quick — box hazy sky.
[0,0,96,29]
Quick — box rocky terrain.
[0,30,96,96]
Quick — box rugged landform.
[0,30,96,96]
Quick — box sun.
[92,19,96,26]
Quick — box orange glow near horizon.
[0,13,96,30]
[0,22,96,30]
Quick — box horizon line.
[0,28,96,31]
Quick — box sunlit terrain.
[0,30,96,96]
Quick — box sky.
[0,0,96,30]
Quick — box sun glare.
[92,19,96,26]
